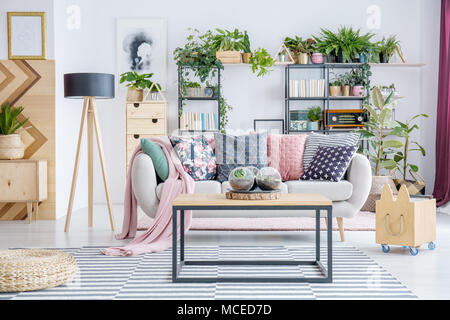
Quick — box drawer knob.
[133,103,140,108]
[133,134,140,139]
[152,118,158,124]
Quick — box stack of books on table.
[289,79,325,98]
[180,112,218,131]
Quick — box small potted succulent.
[0,104,28,160]
[229,167,255,191]
[329,79,341,97]
[306,106,322,130]
[278,50,287,63]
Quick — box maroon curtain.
[434,0,450,206]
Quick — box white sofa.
[132,150,372,242]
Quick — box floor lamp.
[63,73,116,232]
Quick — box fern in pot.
[0,104,29,160]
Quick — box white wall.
[1,0,442,215]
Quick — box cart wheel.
[409,247,419,256]
[381,244,390,253]
[428,242,436,250]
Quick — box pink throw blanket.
[101,137,195,256]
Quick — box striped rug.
[0,246,416,300]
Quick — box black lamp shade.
[64,73,115,99]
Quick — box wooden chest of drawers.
[0,160,48,222]
[126,101,167,172]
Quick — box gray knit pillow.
[303,132,360,170]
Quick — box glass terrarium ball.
[246,166,260,190]
[256,167,282,190]
[229,167,255,191]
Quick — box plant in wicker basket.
[0,103,28,160]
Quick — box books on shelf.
[289,79,325,98]
[180,112,218,131]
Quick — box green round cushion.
[140,138,169,181]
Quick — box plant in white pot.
[0,104,28,160]
[358,87,403,211]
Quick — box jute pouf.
[0,249,78,292]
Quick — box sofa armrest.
[345,153,372,215]
[131,153,159,218]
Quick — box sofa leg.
[336,217,345,242]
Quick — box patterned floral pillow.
[170,136,216,181]
[300,145,357,182]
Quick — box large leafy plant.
[358,87,403,175]
[313,26,375,63]
[390,114,428,180]
[0,104,29,135]
[119,72,161,90]
[210,28,245,52]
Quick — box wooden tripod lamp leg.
[87,97,94,227]
[91,98,116,231]
[64,97,89,232]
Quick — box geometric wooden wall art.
[0,60,55,220]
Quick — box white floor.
[1,205,449,300]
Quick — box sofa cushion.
[267,133,308,181]
[214,132,268,182]
[301,145,357,182]
[170,135,216,181]
[303,132,360,170]
[156,180,222,200]
[285,180,353,201]
[140,138,169,181]
[221,181,289,194]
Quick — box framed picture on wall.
[7,12,47,60]
[117,18,167,90]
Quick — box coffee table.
[172,193,333,283]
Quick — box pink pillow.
[267,134,308,181]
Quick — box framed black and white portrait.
[117,18,167,90]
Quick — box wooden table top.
[172,193,332,207]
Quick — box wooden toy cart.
[376,184,436,256]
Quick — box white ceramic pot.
[0,134,25,160]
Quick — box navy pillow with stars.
[300,145,357,182]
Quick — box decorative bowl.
[256,167,282,190]
[229,167,255,191]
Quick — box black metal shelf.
[284,63,366,134]
[177,66,221,132]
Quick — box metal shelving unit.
[284,63,366,134]
[177,66,221,132]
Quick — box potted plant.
[377,35,403,63]
[358,87,403,211]
[329,79,341,97]
[283,36,313,64]
[241,31,252,63]
[210,28,244,64]
[348,68,366,96]
[184,81,202,97]
[389,113,428,195]
[0,104,28,160]
[313,26,375,63]
[249,48,275,77]
[339,72,351,96]
[119,71,156,101]
[278,50,287,63]
[307,106,322,130]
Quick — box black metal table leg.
[316,209,320,262]
[327,207,333,282]
[172,208,178,282]
[180,210,185,262]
